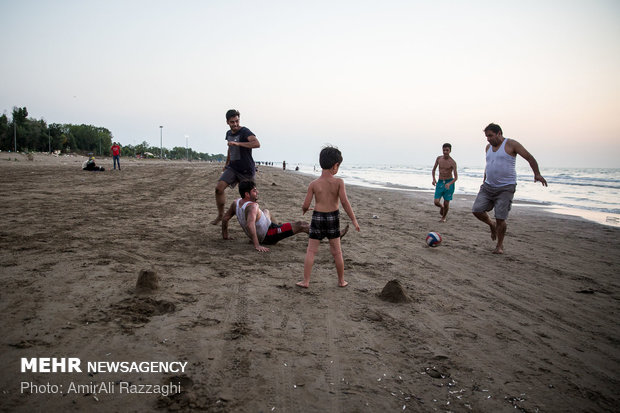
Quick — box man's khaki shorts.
[472,183,516,220]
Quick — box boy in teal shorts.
[432,143,458,222]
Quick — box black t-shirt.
[226,126,255,175]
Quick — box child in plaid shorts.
[297,146,360,288]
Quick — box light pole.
[159,126,163,159]
[185,135,189,161]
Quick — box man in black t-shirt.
[211,109,261,225]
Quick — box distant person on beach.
[211,109,260,225]
[82,156,105,172]
[110,142,121,170]
[472,123,547,254]
[432,143,458,222]
[297,146,360,288]
[221,181,310,252]
[283,160,286,170]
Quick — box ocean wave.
[294,163,620,217]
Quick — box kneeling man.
[222,181,309,252]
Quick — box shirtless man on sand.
[472,123,547,254]
[432,143,458,222]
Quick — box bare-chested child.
[432,143,458,222]
[296,146,360,288]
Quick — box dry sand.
[0,152,618,412]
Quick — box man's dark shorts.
[262,223,295,245]
[472,183,516,220]
[309,210,340,240]
[218,167,255,188]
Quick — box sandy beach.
[1,152,618,412]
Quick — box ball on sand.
[426,232,442,247]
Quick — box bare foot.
[489,222,497,240]
[339,224,350,239]
[492,246,504,254]
[439,206,444,216]
[338,281,349,287]
[296,282,309,288]
[210,216,222,225]
[439,218,446,223]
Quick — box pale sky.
[1,0,619,167]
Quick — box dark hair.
[319,145,343,169]
[238,181,255,198]
[226,109,240,121]
[484,123,502,134]
[442,143,452,150]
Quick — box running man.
[432,143,458,222]
[472,123,547,254]
[211,109,260,225]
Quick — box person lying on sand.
[221,181,309,252]
[82,156,105,172]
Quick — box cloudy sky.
[1,0,619,167]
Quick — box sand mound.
[135,269,159,293]
[378,279,411,303]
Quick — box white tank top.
[236,199,271,242]
[485,138,516,187]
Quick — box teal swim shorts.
[434,179,455,201]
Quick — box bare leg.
[211,180,228,225]
[473,211,497,241]
[291,221,309,234]
[440,200,450,222]
[493,219,507,254]
[297,239,320,288]
[434,198,444,217]
[339,223,350,239]
[329,237,347,287]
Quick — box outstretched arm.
[338,180,360,232]
[511,140,548,186]
[245,204,269,252]
[221,201,236,239]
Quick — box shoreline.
[287,165,620,229]
[3,151,618,227]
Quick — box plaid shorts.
[309,210,340,240]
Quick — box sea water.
[290,163,620,227]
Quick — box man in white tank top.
[472,123,548,254]
[221,181,309,252]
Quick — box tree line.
[0,106,225,161]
